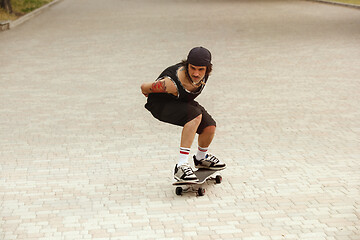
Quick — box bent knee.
[203,125,216,134]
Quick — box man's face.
[188,64,206,82]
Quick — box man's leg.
[174,115,202,182]
[198,125,216,148]
[180,114,202,148]
[194,125,226,170]
[178,114,202,166]
[195,126,215,160]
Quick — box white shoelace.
[207,154,219,164]
[181,165,194,176]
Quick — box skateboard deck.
[173,168,223,196]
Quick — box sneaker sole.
[194,165,226,171]
[174,175,199,182]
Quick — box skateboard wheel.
[198,188,205,196]
[175,187,183,196]
[215,175,222,184]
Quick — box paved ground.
[1,0,360,239]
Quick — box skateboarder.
[141,47,226,183]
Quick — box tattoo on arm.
[150,80,167,93]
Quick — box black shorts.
[145,94,216,134]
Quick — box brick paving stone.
[1,0,360,239]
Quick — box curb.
[0,21,10,31]
[306,0,360,9]
[0,0,63,31]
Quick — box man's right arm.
[141,77,177,97]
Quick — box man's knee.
[202,125,216,135]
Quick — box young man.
[141,47,226,183]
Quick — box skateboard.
[172,168,223,196]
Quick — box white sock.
[178,147,190,166]
[196,146,208,160]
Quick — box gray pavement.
[1,0,360,239]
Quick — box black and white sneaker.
[174,164,199,183]
[193,154,226,170]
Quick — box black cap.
[187,47,212,67]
